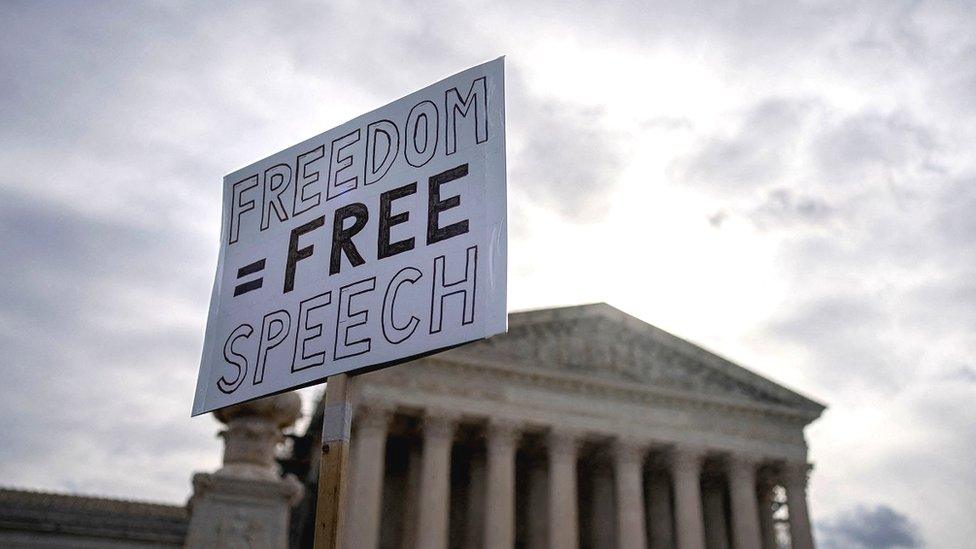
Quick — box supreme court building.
[283,303,825,549]
[0,303,824,549]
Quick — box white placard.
[192,59,506,415]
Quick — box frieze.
[472,316,774,404]
[360,358,810,449]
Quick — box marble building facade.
[286,303,825,549]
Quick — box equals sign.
[234,258,266,297]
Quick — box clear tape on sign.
[322,402,353,443]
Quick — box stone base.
[184,472,304,549]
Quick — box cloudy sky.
[2,1,973,546]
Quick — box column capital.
[670,444,707,473]
[547,427,583,457]
[423,408,460,440]
[356,401,394,432]
[486,417,522,447]
[727,453,763,481]
[613,438,647,466]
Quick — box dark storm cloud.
[818,505,923,549]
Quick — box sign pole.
[314,373,351,549]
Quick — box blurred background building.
[0,304,824,548]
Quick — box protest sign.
[192,58,506,415]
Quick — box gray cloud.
[509,95,628,221]
[767,293,898,391]
[0,185,218,501]
[1,3,975,547]
[747,188,835,230]
[670,97,818,198]
[817,505,923,549]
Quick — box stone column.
[728,456,762,549]
[672,447,706,549]
[186,393,305,549]
[701,477,729,549]
[547,429,580,549]
[614,439,648,549]
[346,402,393,549]
[756,478,777,549]
[647,470,675,549]
[783,463,814,549]
[485,419,520,549]
[416,409,458,549]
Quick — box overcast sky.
[1,1,973,547]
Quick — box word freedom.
[227,76,488,248]
[216,76,491,396]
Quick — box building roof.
[0,486,188,546]
[454,302,826,419]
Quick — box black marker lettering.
[378,182,417,260]
[365,119,400,185]
[293,145,325,217]
[430,246,477,333]
[284,216,325,293]
[229,175,258,245]
[261,163,292,230]
[292,291,332,372]
[334,277,375,360]
[405,100,439,167]
[330,203,368,275]
[445,76,488,155]
[327,129,361,200]
[427,163,470,245]
[253,310,290,385]
[218,323,253,394]
[383,267,422,344]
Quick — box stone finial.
[213,392,302,481]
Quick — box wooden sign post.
[314,373,351,549]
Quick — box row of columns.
[344,403,815,549]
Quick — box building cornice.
[421,351,822,424]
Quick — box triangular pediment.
[454,303,824,417]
